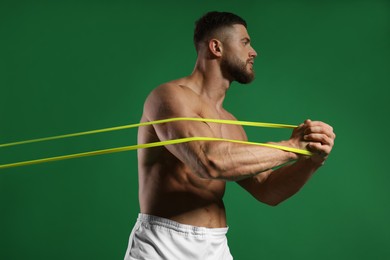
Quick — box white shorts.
[124,213,233,260]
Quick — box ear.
[208,39,223,57]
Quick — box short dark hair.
[194,11,247,52]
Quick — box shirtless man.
[124,11,335,260]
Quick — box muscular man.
[124,11,335,260]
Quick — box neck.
[186,57,231,110]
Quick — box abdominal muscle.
[138,145,228,228]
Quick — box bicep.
[142,86,215,175]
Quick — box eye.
[242,39,251,46]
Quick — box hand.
[288,122,310,152]
[302,119,336,164]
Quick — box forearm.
[201,140,299,181]
[253,157,323,205]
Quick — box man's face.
[220,24,258,84]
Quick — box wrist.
[272,140,300,161]
[308,155,327,166]
[297,154,326,169]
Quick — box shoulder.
[145,81,197,110]
[143,81,201,120]
[148,81,188,101]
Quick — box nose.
[249,47,258,58]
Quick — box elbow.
[256,193,286,207]
[264,200,283,207]
[195,144,241,180]
[258,197,281,207]
[196,154,225,180]
[199,162,221,180]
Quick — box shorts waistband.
[137,213,229,237]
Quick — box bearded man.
[124,11,335,260]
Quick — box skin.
[137,24,336,228]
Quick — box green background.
[1,0,389,259]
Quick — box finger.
[304,133,334,146]
[304,123,335,138]
[304,122,333,133]
[304,120,330,127]
[307,142,332,156]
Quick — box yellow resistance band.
[0,117,312,170]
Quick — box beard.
[221,54,255,84]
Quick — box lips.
[247,60,254,71]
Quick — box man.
[124,11,335,260]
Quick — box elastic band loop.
[0,117,295,148]
[0,118,310,170]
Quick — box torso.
[137,80,245,228]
